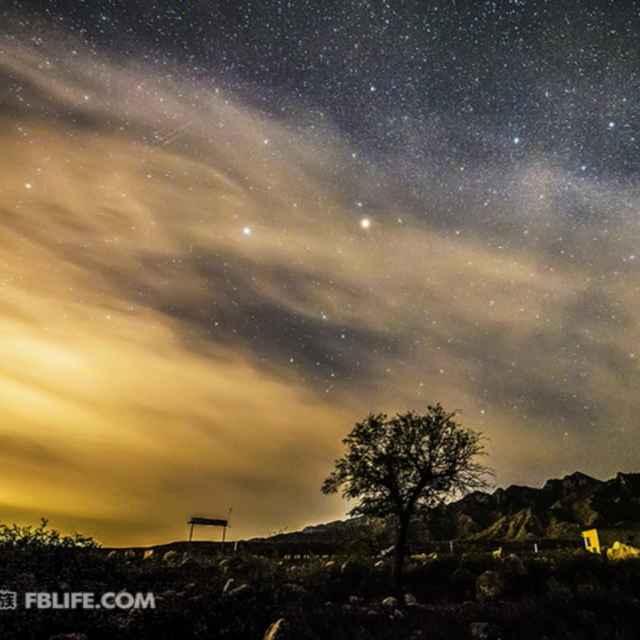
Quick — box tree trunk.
[392,513,410,591]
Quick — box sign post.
[187,516,230,543]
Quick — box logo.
[0,589,155,611]
[0,589,18,610]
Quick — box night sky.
[1,1,640,545]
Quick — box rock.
[179,554,200,569]
[106,550,119,559]
[607,540,640,561]
[502,553,526,576]
[219,557,239,573]
[339,560,351,574]
[223,578,235,593]
[458,600,481,620]
[228,583,253,598]
[379,545,395,558]
[546,577,571,602]
[123,550,136,560]
[143,549,155,560]
[475,570,504,602]
[577,581,596,596]
[263,618,287,640]
[404,593,418,606]
[282,583,307,595]
[162,550,179,563]
[577,609,597,626]
[451,566,474,589]
[410,553,429,562]
[324,560,336,570]
[470,622,502,640]
[349,595,363,604]
[374,560,385,569]
[381,596,399,608]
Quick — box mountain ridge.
[256,471,640,546]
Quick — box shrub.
[0,518,98,549]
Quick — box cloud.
[0,38,639,544]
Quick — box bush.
[0,518,98,549]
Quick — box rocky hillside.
[258,472,640,546]
[428,471,640,541]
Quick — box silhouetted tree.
[322,404,493,588]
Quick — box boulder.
[410,553,429,563]
[502,553,526,576]
[475,570,504,602]
[404,593,418,606]
[545,577,572,603]
[606,541,640,561]
[381,596,398,608]
[282,583,307,595]
[179,554,200,569]
[227,583,253,598]
[324,560,336,570]
[106,550,119,559]
[263,618,287,640]
[162,550,179,563]
[470,622,502,640]
[143,549,155,560]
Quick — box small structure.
[582,527,640,554]
[581,528,601,554]
[188,516,230,542]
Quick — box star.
[360,217,371,230]
[242,226,252,236]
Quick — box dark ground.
[1,540,640,640]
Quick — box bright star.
[360,217,371,230]
[242,226,252,236]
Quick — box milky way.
[1,2,639,544]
